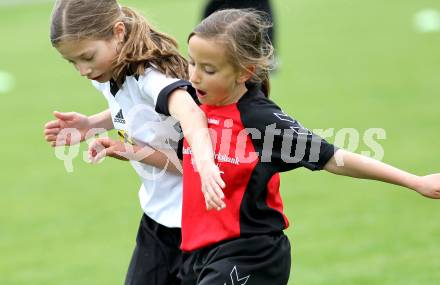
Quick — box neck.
[217,84,248,106]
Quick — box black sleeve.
[176,137,184,160]
[155,80,199,116]
[239,95,337,172]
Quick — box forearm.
[324,149,422,191]
[88,138,182,174]
[88,109,114,130]
[181,110,213,167]
[136,145,182,174]
[168,90,214,168]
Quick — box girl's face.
[188,35,248,106]
[56,38,119,83]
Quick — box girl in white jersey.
[43,1,225,284]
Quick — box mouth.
[89,74,103,81]
[195,89,207,97]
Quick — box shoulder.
[138,67,177,87]
[137,68,197,116]
[237,86,296,130]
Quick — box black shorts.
[180,232,291,285]
[124,214,182,285]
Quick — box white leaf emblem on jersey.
[274,112,312,135]
[274,112,295,123]
[224,265,250,285]
[289,126,312,135]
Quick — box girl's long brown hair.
[50,0,188,87]
[189,9,274,97]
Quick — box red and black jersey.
[181,85,337,252]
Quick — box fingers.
[53,111,76,121]
[44,120,60,130]
[44,120,61,144]
[205,197,215,211]
[46,132,70,146]
[44,116,67,146]
[210,179,225,200]
[45,134,58,143]
[199,164,227,211]
[90,147,108,163]
[202,180,226,211]
[88,138,111,163]
[203,187,224,211]
[205,200,213,211]
[44,127,61,143]
[44,127,60,136]
[215,171,226,189]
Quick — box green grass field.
[1,0,440,284]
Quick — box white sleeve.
[139,68,196,116]
[91,80,105,92]
[139,68,179,104]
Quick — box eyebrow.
[188,56,216,67]
[63,50,94,61]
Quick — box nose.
[189,66,200,84]
[75,63,92,77]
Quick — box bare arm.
[324,149,440,199]
[168,89,226,210]
[168,90,212,169]
[88,138,182,175]
[88,109,114,130]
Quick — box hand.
[44,111,91,146]
[88,137,134,163]
[414,174,440,199]
[197,161,226,211]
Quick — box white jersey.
[92,67,193,228]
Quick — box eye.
[83,54,95,61]
[204,67,215,75]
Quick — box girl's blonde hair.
[50,0,188,86]
[189,9,274,97]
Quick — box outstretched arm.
[47,109,182,173]
[324,149,440,199]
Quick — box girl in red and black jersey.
[180,8,440,285]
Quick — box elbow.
[323,149,345,174]
[193,106,207,122]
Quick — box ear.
[113,21,126,42]
[237,65,256,84]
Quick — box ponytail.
[113,7,188,86]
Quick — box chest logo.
[114,109,126,124]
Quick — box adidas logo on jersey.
[114,109,126,124]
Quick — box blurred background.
[1,0,439,284]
